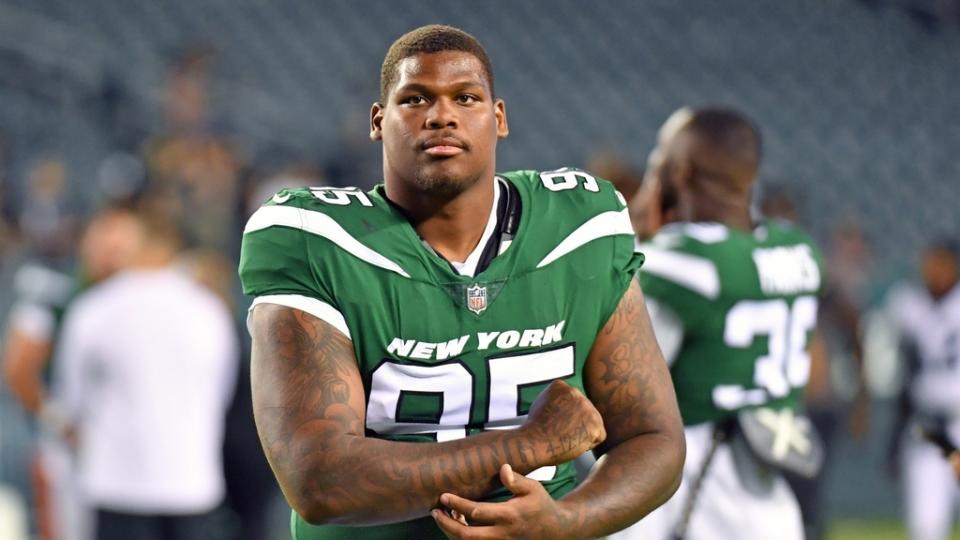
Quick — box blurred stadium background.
[0,1,957,539]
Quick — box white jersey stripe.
[244,205,411,278]
[639,245,721,299]
[248,294,351,339]
[536,208,634,269]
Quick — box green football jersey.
[638,220,824,426]
[239,169,642,540]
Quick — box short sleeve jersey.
[886,282,960,418]
[638,220,824,426]
[239,169,642,540]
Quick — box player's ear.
[495,99,509,139]
[370,102,384,141]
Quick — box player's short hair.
[686,107,763,169]
[380,25,495,103]
[927,237,960,261]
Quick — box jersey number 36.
[714,296,818,410]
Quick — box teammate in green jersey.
[612,107,824,540]
[239,24,684,540]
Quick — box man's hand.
[433,464,575,540]
[950,451,960,481]
[519,380,606,465]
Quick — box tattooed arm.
[249,303,604,526]
[561,278,685,536]
[432,279,684,539]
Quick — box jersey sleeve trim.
[536,208,634,269]
[244,205,411,278]
[14,264,73,305]
[248,294,352,339]
[640,245,721,299]
[9,300,56,340]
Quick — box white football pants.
[902,419,960,540]
[609,422,804,540]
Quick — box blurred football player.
[885,240,960,540]
[240,24,685,540]
[613,107,824,540]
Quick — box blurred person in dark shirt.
[179,248,281,540]
[142,46,246,256]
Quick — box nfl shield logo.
[466,284,488,315]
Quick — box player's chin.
[413,167,477,198]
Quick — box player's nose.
[425,97,458,129]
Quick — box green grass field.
[828,519,960,540]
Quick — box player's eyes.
[401,95,427,105]
[457,94,479,104]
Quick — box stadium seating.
[0,0,957,522]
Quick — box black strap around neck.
[472,178,521,275]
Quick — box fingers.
[500,463,516,488]
[440,493,508,525]
[433,510,504,540]
[440,493,481,522]
[439,464,545,526]
[500,463,535,496]
[450,509,469,526]
[432,508,467,539]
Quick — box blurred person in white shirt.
[3,205,142,540]
[51,205,238,540]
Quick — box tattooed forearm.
[557,279,685,538]
[249,304,562,526]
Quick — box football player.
[239,25,684,540]
[886,240,960,540]
[612,107,824,540]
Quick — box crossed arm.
[249,303,602,526]
[433,279,686,539]
[249,278,684,534]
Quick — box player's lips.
[422,137,467,156]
